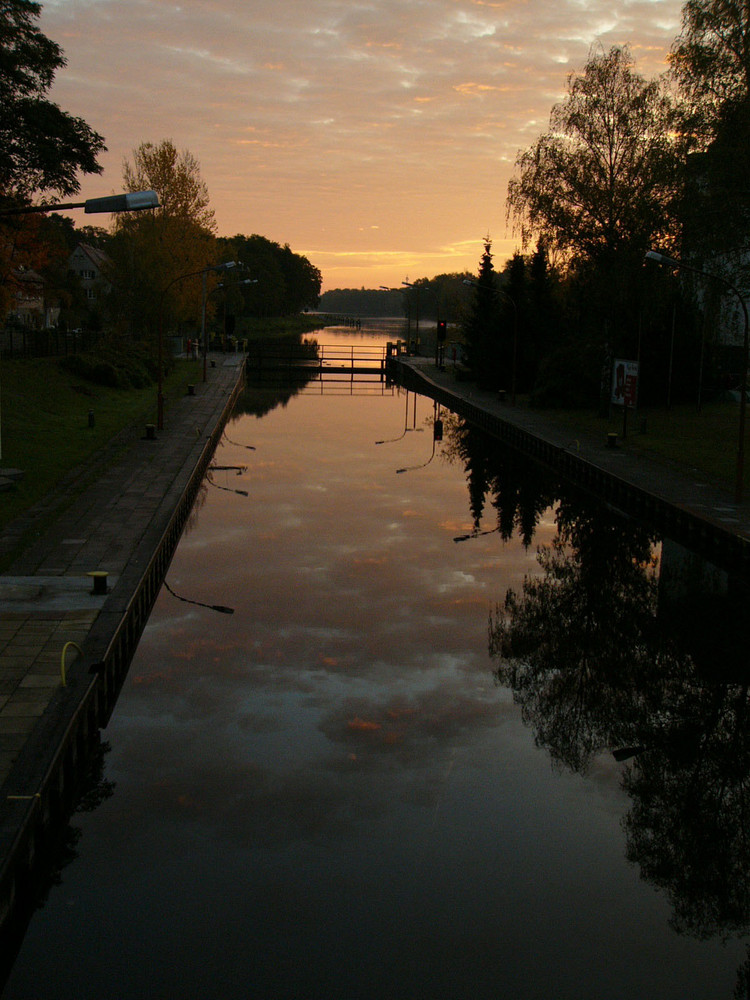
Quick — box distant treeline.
[318,288,404,317]
[319,274,474,321]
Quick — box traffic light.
[437,320,447,342]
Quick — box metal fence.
[1,326,100,358]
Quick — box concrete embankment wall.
[395,361,750,580]
[0,367,245,959]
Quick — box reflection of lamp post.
[158,260,240,430]
[463,278,518,404]
[395,403,442,473]
[645,250,749,503]
[453,526,500,542]
[375,391,423,444]
[0,191,159,462]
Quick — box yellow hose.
[60,641,83,686]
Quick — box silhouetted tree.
[462,238,502,386]
[508,45,680,265]
[0,0,105,202]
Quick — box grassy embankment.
[542,399,748,492]
[0,315,333,535]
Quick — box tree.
[507,46,680,265]
[0,0,105,202]
[122,140,215,233]
[462,238,501,386]
[277,243,321,313]
[0,1,105,317]
[670,3,750,262]
[669,0,750,143]
[107,140,218,338]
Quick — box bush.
[60,340,159,389]
[531,340,603,409]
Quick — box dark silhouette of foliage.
[508,45,680,265]
[0,0,105,202]
[462,238,502,387]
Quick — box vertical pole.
[667,302,675,411]
[157,307,164,430]
[736,300,748,503]
[202,271,208,382]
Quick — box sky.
[41,0,686,291]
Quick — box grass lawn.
[0,355,202,529]
[543,399,748,491]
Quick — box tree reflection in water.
[444,414,750,995]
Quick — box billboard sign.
[611,359,638,408]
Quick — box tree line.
[468,13,750,407]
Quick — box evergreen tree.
[462,238,501,388]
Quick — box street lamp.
[645,249,749,503]
[380,283,417,353]
[157,260,241,429]
[213,278,258,350]
[200,261,242,382]
[0,190,159,216]
[402,280,421,355]
[463,279,518,404]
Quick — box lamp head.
[645,250,678,268]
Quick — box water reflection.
[441,414,555,547]
[453,415,750,990]
[4,344,746,999]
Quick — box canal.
[3,324,749,998]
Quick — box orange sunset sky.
[41,0,686,292]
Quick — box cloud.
[41,0,684,288]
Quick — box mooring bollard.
[87,570,108,595]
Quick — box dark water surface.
[4,327,748,998]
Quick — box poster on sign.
[611,359,639,408]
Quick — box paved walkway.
[401,354,750,543]
[0,355,244,790]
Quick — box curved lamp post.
[0,190,159,216]
[157,260,240,430]
[401,280,421,355]
[212,278,258,351]
[645,250,749,504]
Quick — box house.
[68,243,111,304]
[8,268,45,327]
